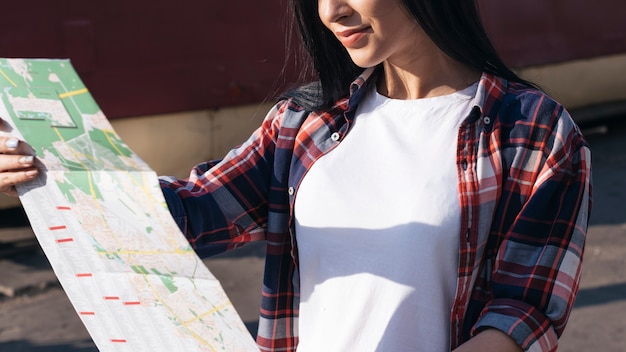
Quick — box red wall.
[479,0,626,68]
[1,0,625,118]
[0,0,298,118]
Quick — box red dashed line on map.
[110,339,127,343]
[123,301,141,305]
[75,273,93,278]
[103,296,120,300]
[79,311,95,315]
[48,225,67,231]
[55,238,74,243]
[56,206,71,210]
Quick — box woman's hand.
[0,135,39,196]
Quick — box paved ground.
[0,118,625,351]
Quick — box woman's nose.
[318,0,352,24]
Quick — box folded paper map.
[0,58,259,351]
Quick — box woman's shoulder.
[264,82,326,132]
[495,79,574,129]
[491,78,587,151]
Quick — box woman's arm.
[453,329,522,352]
[468,96,592,351]
[159,101,291,257]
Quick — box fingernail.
[19,155,34,164]
[6,138,18,149]
[25,169,38,177]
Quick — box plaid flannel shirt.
[160,67,592,351]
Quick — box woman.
[2,0,591,351]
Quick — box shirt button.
[330,132,341,142]
[288,187,295,196]
[483,116,491,125]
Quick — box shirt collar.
[349,66,377,97]
[344,66,379,112]
[472,71,508,118]
[346,67,510,126]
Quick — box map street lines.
[0,58,258,351]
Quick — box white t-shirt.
[294,82,477,351]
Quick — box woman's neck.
[377,50,480,100]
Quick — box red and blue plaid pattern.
[160,68,591,351]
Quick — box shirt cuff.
[471,298,559,352]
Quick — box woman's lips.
[335,27,370,48]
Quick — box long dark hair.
[288,0,535,109]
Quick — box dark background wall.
[1,0,625,118]
[479,0,626,68]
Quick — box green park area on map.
[0,59,135,172]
